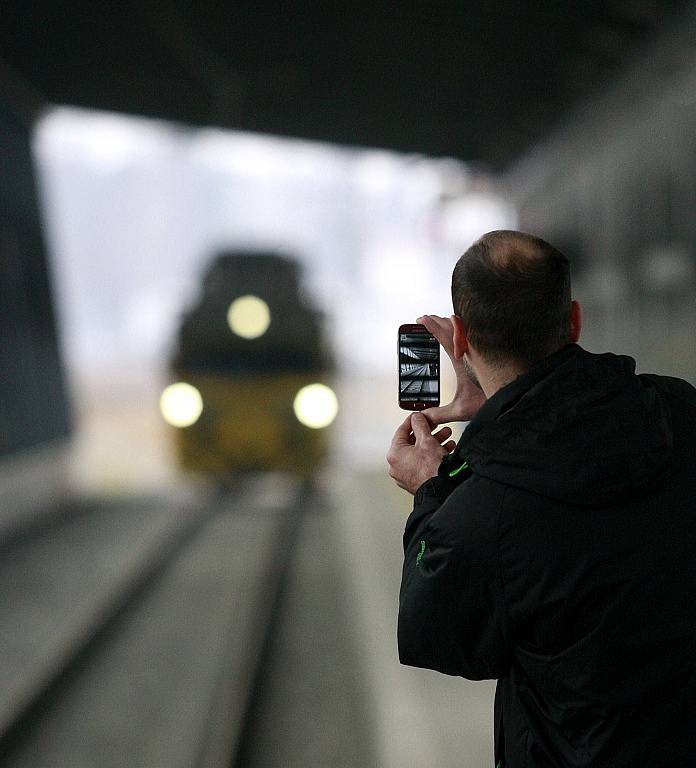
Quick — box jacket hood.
[456,344,674,507]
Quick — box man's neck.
[471,356,528,400]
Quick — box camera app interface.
[399,333,439,402]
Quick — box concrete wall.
[0,97,72,514]
[503,6,696,382]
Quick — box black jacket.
[398,343,696,767]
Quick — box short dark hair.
[451,230,571,366]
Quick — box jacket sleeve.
[398,474,510,680]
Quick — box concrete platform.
[332,468,497,768]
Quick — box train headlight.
[160,382,203,428]
[293,384,338,429]
[227,295,271,339]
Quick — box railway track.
[0,474,317,768]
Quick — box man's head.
[451,230,579,372]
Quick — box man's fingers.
[432,426,453,444]
[443,439,457,453]
[387,414,416,466]
[421,403,460,426]
[410,412,435,442]
[417,313,449,334]
[417,314,454,354]
[391,412,414,446]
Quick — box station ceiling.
[0,0,689,168]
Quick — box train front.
[162,251,337,479]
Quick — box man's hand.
[418,314,487,424]
[387,412,457,494]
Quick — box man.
[387,230,696,767]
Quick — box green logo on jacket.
[416,539,426,567]
[448,460,469,477]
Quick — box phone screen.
[398,324,440,410]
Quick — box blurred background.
[1,2,695,766]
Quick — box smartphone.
[398,324,440,410]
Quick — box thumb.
[421,403,459,426]
[410,412,433,441]
[391,412,415,447]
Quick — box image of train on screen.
[161,250,337,477]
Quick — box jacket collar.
[458,342,582,452]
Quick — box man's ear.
[450,314,469,359]
[569,300,582,343]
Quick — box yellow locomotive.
[161,251,337,477]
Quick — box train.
[162,250,337,478]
